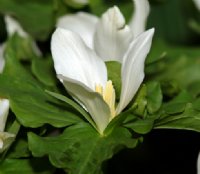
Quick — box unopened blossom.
[57,0,150,50]
[51,2,154,134]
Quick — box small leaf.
[131,85,147,118]
[124,117,154,134]
[146,81,163,114]
[163,90,193,114]
[155,103,200,133]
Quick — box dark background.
[106,129,200,174]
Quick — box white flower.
[51,3,154,134]
[57,0,150,50]
[193,0,200,11]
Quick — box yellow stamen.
[95,80,116,119]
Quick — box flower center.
[95,80,116,119]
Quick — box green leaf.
[4,33,38,61]
[124,116,154,134]
[0,0,55,40]
[28,123,139,174]
[131,85,147,118]
[162,90,193,115]
[146,40,200,90]
[0,36,82,128]
[155,103,200,132]
[146,81,163,114]
[0,158,54,174]
[0,74,82,128]
[7,139,30,158]
[31,57,57,87]
[46,90,96,130]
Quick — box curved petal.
[0,44,5,73]
[57,12,98,48]
[51,28,107,91]
[193,0,200,10]
[129,0,150,37]
[5,15,28,37]
[117,29,154,114]
[0,99,9,132]
[59,75,111,134]
[94,6,133,62]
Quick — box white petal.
[0,99,9,132]
[193,0,200,10]
[129,0,150,37]
[94,6,133,62]
[59,75,111,134]
[0,44,5,73]
[51,28,107,91]
[57,12,98,48]
[5,15,28,38]
[198,152,200,174]
[117,29,154,114]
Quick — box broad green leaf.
[0,0,55,40]
[0,158,54,174]
[0,36,83,128]
[28,123,139,174]
[0,73,82,128]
